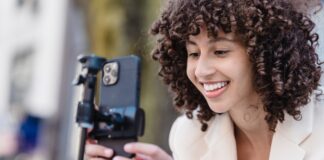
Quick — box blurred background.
[0,0,323,160]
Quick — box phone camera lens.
[104,76,111,84]
[105,66,111,72]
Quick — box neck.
[229,100,274,150]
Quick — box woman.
[85,0,324,159]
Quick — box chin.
[208,104,229,113]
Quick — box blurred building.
[0,0,88,159]
[313,0,324,83]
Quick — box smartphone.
[90,55,144,158]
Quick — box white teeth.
[203,81,228,91]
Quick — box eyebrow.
[186,37,235,45]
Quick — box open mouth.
[203,81,230,92]
[202,81,230,98]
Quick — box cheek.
[186,62,195,82]
[231,56,253,79]
[234,64,255,93]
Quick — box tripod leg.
[78,128,87,160]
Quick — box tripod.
[73,54,106,160]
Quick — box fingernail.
[124,143,133,150]
[113,157,120,160]
[105,149,113,157]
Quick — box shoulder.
[168,112,236,159]
[169,115,205,150]
[168,114,210,160]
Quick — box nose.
[194,55,216,79]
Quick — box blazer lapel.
[269,98,314,160]
[202,113,237,160]
[197,95,315,160]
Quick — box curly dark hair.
[149,0,322,131]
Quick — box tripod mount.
[73,54,144,159]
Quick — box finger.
[86,138,98,144]
[86,128,98,144]
[112,156,132,160]
[89,158,108,160]
[85,143,114,158]
[124,142,164,157]
[134,153,151,160]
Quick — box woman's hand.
[84,139,172,160]
[84,138,114,160]
[113,142,172,160]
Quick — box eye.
[188,52,200,58]
[214,50,229,56]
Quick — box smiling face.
[186,28,260,113]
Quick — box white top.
[169,93,324,160]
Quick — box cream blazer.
[169,95,324,160]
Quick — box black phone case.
[96,55,141,158]
[99,56,140,109]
